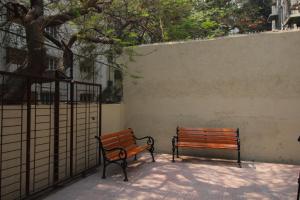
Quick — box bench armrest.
[104,147,127,160]
[134,136,155,146]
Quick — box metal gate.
[0,71,102,200]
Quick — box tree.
[233,0,272,33]
[162,0,235,40]
[0,0,272,103]
[0,0,158,102]
[154,0,272,40]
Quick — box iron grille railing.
[0,71,102,200]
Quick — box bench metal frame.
[95,130,155,181]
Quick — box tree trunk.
[2,1,47,104]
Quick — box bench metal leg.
[102,160,106,179]
[147,138,155,162]
[172,149,175,162]
[121,160,128,182]
[237,138,241,168]
[134,154,137,161]
[172,138,175,162]
[176,147,179,158]
[149,147,155,162]
[238,150,241,168]
[237,146,242,168]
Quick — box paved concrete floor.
[44,154,299,200]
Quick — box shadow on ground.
[44,153,299,200]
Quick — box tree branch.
[43,31,62,48]
[68,34,77,48]
[24,0,44,23]
[42,0,113,28]
[83,36,115,44]
[3,2,28,24]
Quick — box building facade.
[268,0,300,30]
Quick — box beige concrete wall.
[123,31,300,164]
[102,104,125,133]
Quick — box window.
[45,26,58,39]
[47,57,58,70]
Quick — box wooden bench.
[172,127,241,167]
[95,128,155,181]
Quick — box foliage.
[78,44,98,81]
[0,0,272,67]
[155,0,272,41]
[0,0,272,102]
[233,0,272,33]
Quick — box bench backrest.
[100,128,136,150]
[177,127,239,145]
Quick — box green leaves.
[160,1,231,41]
[44,0,271,77]
[232,0,271,33]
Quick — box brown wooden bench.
[95,128,155,181]
[172,127,241,167]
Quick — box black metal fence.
[0,71,102,200]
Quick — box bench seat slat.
[118,132,134,137]
[106,145,150,161]
[178,128,236,132]
[103,142,123,150]
[176,142,238,150]
[118,134,135,141]
[101,137,119,145]
[101,137,120,148]
[178,135,237,139]
[106,150,121,160]
[101,132,121,140]
[102,138,119,145]
[127,145,149,155]
[178,132,237,136]
[101,129,132,140]
[179,138,237,144]
[119,140,136,149]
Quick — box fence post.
[53,72,60,183]
[70,81,74,176]
[98,85,102,165]
[0,76,4,198]
[26,78,31,196]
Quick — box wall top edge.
[130,30,300,48]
